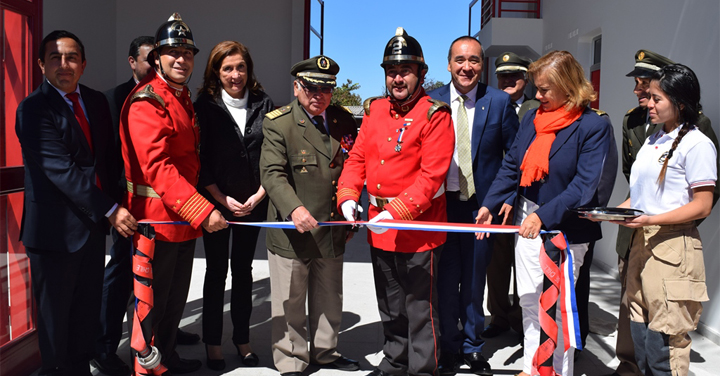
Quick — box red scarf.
[519,107,582,187]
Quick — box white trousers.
[515,197,588,376]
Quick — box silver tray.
[574,207,644,221]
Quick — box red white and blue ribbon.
[138,218,580,370]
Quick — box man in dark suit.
[428,36,519,375]
[15,30,137,376]
[91,35,158,376]
[260,56,359,376]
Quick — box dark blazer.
[260,100,357,259]
[482,107,616,244]
[104,77,136,145]
[428,83,519,207]
[196,90,274,221]
[104,77,136,198]
[16,81,118,252]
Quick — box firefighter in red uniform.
[337,27,455,376]
[119,13,226,373]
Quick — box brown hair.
[198,41,263,98]
[527,50,596,112]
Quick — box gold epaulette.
[626,107,637,115]
[427,98,450,120]
[363,96,383,115]
[339,105,352,114]
[591,108,607,117]
[131,84,165,110]
[266,105,291,120]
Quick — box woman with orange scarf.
[475,51,616,376]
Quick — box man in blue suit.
[428,36,519,375]
[16,30,137,376]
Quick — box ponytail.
[657,123,691,184]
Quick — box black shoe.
[481,323,509,338]
[90,353,131,376]
[463,352,492,376]
[367,369,392,376]
[164,356,202,374]
[236,345,260,367]
[281,373,303,376]
[317,356,359,371]
[438,351,461,375]
[176,329,200,345]
[205,344,226,371]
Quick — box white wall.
[539,0,720,342]
[45,0,305,105]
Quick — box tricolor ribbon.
[137,218,580,373]
[532,232,581,376]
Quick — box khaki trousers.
[627,223,708,376]
[268,250,344,373]
[615,255,643,375]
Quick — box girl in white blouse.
[612,64,716,376]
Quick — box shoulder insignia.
[591,108,607,117]
[338,105,352,114]
[427,98,450,120]
[363,96,383,116]
[131,84,164,110]
[626,107,637,115]
[265,105,291,120]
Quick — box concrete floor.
[69,225,720,376]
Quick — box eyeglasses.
[297,81,333,94]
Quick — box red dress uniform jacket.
[337,92,454,252]
[120,70,213,242]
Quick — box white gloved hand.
[340,200,363,222]
[368,210,393,234]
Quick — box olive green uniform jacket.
[260,99,358,259]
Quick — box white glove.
[368,210,393,234]
[340,200,363,222]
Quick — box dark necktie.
[65,92,94,153]
[312,115,327,135]
[312,115,331,154]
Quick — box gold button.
[302,158,306,162]
[394,114,399,119]
[332,180,336,185]
[409,198,413,201]
[377,184,381,189]
[332,196,336,201]
[388,137,392,142]
[331,213,335,218]
[416,204,420,208]
[420,209,423,214]
[380,160,384,165]
[404,193,408,196]
[340,182,344,185]
[172,205,177,210]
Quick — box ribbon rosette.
[340,134,355,153]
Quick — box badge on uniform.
[300,166,309,173]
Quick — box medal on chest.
[395,118,413,152]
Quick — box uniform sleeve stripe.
[690,180,716,189]
[389,200,413,221]
[178,192,211,223]
[337,188,361,201]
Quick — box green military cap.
[290,55,339,87]
[626,49,675,77]
[495,52,532,74]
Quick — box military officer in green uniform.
[259,55,359,376]
[615,49,719,376]
[495,51,539,122]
